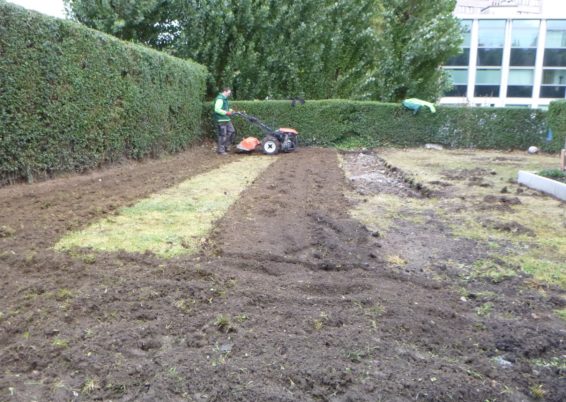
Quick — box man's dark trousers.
[217,122,235,154]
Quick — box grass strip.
[56,156,275,257]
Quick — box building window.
[445,20,472,66]
[478,20,506,67]
[545,20,566,47]
[444,69,468,96]
[478,20,506,48]
[544,49,566,66]
[446,48,470,66]
[544,20,566,67]
[475,69,501,97]
[511,20,539,48]
[478,48,503,66]
[507,69,534,97]
[510,20,539,67]
[510,49,537,66]
[540,68,566,98]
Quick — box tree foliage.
[65,0,461,101]
[367,0,462,101]
[64,0,179,47]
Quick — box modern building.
[441,0,566,108]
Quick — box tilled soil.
[0,146,564,402]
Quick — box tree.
[166,0,381,99]
[65,0,180,48]
[66,0,380,99]
[367,0,462,102]
[65,0,461,101]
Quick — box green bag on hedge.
[402,98,436,114]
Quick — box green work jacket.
[213,93,231,123]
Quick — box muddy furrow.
[195,148,558,401]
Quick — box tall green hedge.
[548,100,566,150]
[202,100,557,151]
[0,1,207,184]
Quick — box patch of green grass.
[167,367,178,377]
[348,193,403,233]
[80,253,97,264]
[214,314,234,333]
[511,256,566,289]
[81,378,97,394]
[466,368,484,380]
[54,288,74,302]
[0,225,16,238]
[469,291,497,301]
[346,349,369,363]
[313,319,324,330]
[173,298,193,314]
[52,338,69,348]
[235,314,248,323]
[340,153,436,235]
[531,356,566,370]
[313,312,329,331]
[537,168,566,180]
[365,303,384,329]
[381,148,558,191]
[56,157,275,258]
[529,384,546,399]
[386,255,407,267]
[349,193,434,235]
[469,259,517,284]
[476,302,494,317]
[555,308,566,321]
[23,289,40,302]
[373,149,565,290]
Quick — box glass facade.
[511,20,539,48]
[442,17,566,106]
[541,20,566,98]
[475,20,504,97]
[545,20,566,48]
[477,20,505,66]
[541,68,566,98]
[478,20,506,48]
[446,20,472,66]
[444,20,472,96]
[445,69,468,96]
[510,20,539,66]
[508,69,534,97]
[475,69,501,97]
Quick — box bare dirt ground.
[1,146,565,401]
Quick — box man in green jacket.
[213,87,235,155]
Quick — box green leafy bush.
[548,100,566,150]
[537,169,566,183]
[0,1,206,184]
[203,100,552,151]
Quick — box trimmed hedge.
[0,1,207,184]
[548,100,566,150]
[203,100,558,152]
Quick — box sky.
[7,0,66,18]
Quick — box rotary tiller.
[233,112,298,155]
